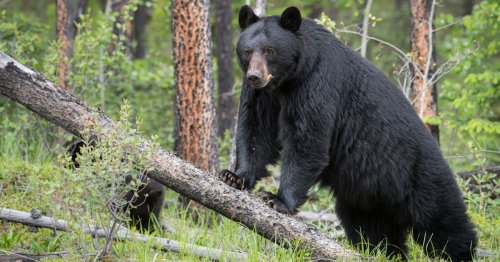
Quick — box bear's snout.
[246,53,272,88]
[247,71,262,83]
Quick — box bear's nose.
[246,72,262,83]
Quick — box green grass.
[0,130,498,261]
[0,157,309,261]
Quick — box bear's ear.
[239,5,259,30]
[279,6,302,32]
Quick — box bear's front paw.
[218,169,246,190]
[259,191,297,215]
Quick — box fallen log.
[457,165,500,181]
[0,208,247,261]
[0,252,70,262]
[0,52,359,260]
[456,166,499,198]
[296,211,340,224]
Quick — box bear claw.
[259,191,296,215]
[218,169,246,190]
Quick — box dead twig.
[0,208,248,261]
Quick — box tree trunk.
[0,51,359,261]
[360,0,373,58]
[409,0,439,141]
[463,0,474,16]
[171,0,219,175]
[215,0,235,137]
[307,2,323,19]
[395,0,405,11]
[254,0,267,17]
[132,5,152,59]
[55,0,89,90]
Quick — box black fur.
[67,140,165,232]
[220,6,477,261]
[124,176,165,232]
[239,5,260,30]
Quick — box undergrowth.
[0,108,498,261]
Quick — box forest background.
[0,0,498,261]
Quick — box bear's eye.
[244,49,253,57]
[264,47,274,55]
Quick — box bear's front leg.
[218,85,280,191]
[262,133,331,215]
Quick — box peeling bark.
[410,0,439,141]
[172,0,219,174]
[0,52,359,260]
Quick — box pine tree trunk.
[410,0,439,141]
[215,0,235,137]
[55,0,88,91]
[172,0,219,175]
[462,0,474,16]
[132,5,151,59]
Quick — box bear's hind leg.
[412,218,477,262]
[337,202,409,260]
[411,188,477,262]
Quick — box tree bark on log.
[0,208,247,261]
[0,51,359,261]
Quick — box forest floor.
[0,135,498,261]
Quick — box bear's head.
[236,5,302,91]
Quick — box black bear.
[68,140,165,232]
[123,175,165,232]
[219,5,477,261]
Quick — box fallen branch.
[295,211,340,224]
[0,208,247,261]
[457,166,499,198]
[0,251,69,261]
[457,166,500,181]
[0,52,359,260]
